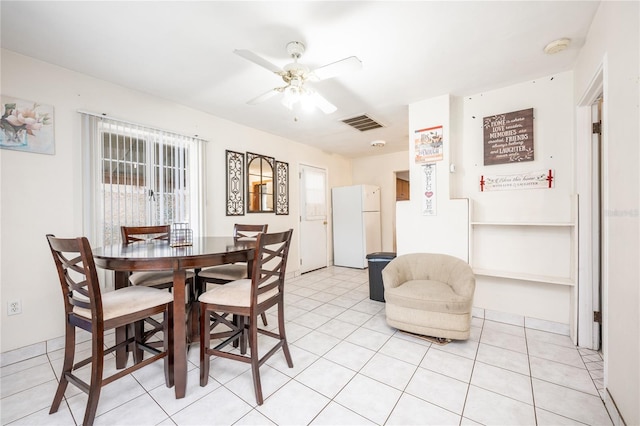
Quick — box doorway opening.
[395,170,410,201]
[576,67,604,352]
[393,170,410,252]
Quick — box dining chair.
[199,229,293,405]
[121,225,195,345]
[197,224,268,286]
[120,225,195,290]
[196,223,269,325]
[46,234,174,426]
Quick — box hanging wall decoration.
[226,150,245,216]
[480,169,554,191]
[247,152,275,213]
[414,125,443,163]
[275,161,289,215]
[422,163,437,216]
[483,108,534,165]
[0,95,55,154]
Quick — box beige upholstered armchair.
[382,253,475,340]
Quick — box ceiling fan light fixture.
[281,86,299,110]
[300,88,317,112]
[236,40,352,115]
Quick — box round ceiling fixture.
[371,140,386,148]
[544,38,571,54]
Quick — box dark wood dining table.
[93,236,255,399]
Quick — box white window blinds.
[81,113,205,246]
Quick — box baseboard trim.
[604,388,627,426]
[472,307,571,336]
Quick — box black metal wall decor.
[226,150,288,215]
[225,150,245,216]
[276,161,289,215]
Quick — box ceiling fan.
[234,41,362,114]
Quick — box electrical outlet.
[8,300,22,316]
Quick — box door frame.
[576,65,605,350]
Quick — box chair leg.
[278,302,294,368]
[165,303,175,388]
[260,312,268,326]
[231,314,241,350]
[83,332,105,426]
[249,316,264,405]
[199,303,210,386]
[50,322,75,414]
[133,322,144,363]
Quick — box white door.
[299,164,328,273]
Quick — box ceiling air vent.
[341,114,384,132]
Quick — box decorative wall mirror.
[246,152,275,213]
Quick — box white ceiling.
[0,1,599,158]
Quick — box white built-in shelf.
[472,268,575,286]
[469,216,577,287]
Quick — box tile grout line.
[457,318,483,425]
[524,327,538,425]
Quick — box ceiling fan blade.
[247,89,280,105]
[310,91,337,114]
[310,56,362,81]
[234,49,283,74]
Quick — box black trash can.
[366,252,396,302]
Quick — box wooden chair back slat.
[251,230,293,304]
[121,225,171,244]
[47,234,102,318]
[234,224,268,240]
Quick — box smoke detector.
[371,140,386,148]
[544,38,571,54]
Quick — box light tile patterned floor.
[1,266,611,425]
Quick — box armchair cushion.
[382,253,475,340]
[385,279,472,313]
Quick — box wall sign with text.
[422,163,437,216]
[483,108,534,165]
[414,125,443,163]
[480,169,554,192]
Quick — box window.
[82,113,205,246]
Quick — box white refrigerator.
[332,184,382,268]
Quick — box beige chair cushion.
[198,279,278,307]
[129,270,194,287]
[198,264,247,281]
[73,286,173,321]
[382,253,475,298]
[382,253,475,340]
[385,279,473,313]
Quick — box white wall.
[573,2,639,424]
[0,49,352,353]
[351,150,409,253]
[460,71,575,327]
[397,76,576,326]
[397,94,469,261]
[460,72,574,223]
